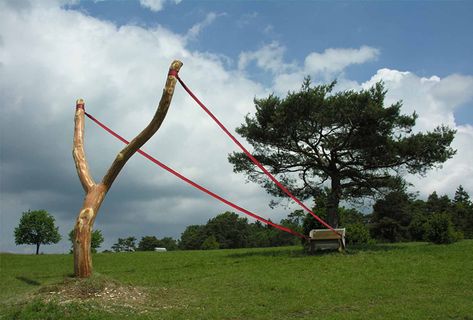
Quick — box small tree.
[346,223,372,245]
[426,191,452,214]
[201,235,220,250]
[179,225,207,250]
[138,236,178,251]
[247,221,271,248]
[138,236,161,251]
[370,191,413,242]
[424,212,461,244]
[205,212,250,249]
[452,185,473,238]
[111,237,136,252]
[453,185,471,205]
[159,237,178,251]
[408,212,429,241]
[69,229,104,253]
[14,210,61,254]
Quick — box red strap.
[76,99,85,110]
[168,69,179,77]
[84,111,308,240]
[175,74,340,236]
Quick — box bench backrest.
[309,228,346,240]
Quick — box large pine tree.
[229,79,456,227]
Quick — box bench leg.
[309,240,316,254]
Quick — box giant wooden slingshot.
[73,59,343,278]
[72,60,182,278]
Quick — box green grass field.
[1,241,472,319]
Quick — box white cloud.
[139,0,165,12]
[272,72,305,94]
[361,69,473,197]
[238,41,296,75]
[431,74,473,109]
[236,12,258,28]
[415,125,473,196]
[305,46,379,75]
[239,44,379,79]
[138,0,181,12]
[186,12,225,41]
[362,69,473,131]
[239,43,379,94]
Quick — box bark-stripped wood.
[72,60,183,278]
[73,99,95,192]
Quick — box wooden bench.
[309,228,346,252]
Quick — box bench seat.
[309,228,346,252]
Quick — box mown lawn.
[1,241,472,319]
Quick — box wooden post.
[72,60,183,278]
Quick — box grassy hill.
[1,241,472,319]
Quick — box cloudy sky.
[1,0,472,253]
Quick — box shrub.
[424,212,462,244]
[201,235,220,250]
[346,223,372,245]
[408,213,428,241]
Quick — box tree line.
[303,185,472,246]
[369,185,472,244]
[14,184,472,254]
[177,185,472,250]
[178,211,302,250]
[179,183,471,250]
[109,236,178,252]
[109,211,300,252]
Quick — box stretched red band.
[83,111,308,240]
[168,69,179,77]
[175,74,341,237]
[76,104,85,110]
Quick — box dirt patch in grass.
[32,274,190,314]
[40,276,144,304]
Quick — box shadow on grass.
[226,248,307,259]
[16,276,41,286]
[344,243,408,255]
[226,243,408,259]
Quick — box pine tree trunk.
[326,201,340,228]
[327,176,342,228]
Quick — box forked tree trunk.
[73,184,107,277]
[72,60,183,278]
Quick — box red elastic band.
[168,69,178,77]
[84,111,308,240]
[175,75,341,237]
[76,104,85,110]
